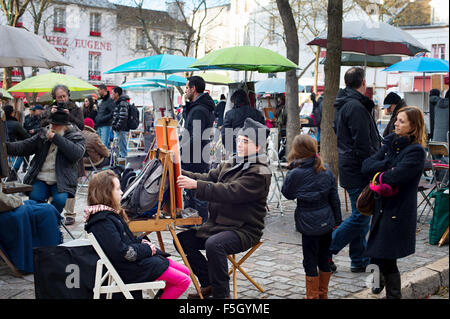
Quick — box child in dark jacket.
[84,170,190,299]
[281,134,342,299]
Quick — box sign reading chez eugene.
[45,35,112,51]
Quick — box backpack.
[121,157,169,219]
[127,103,140,130]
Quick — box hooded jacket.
[181,93,215,173]
[112,94,130,132]
[333,87,381,189]
[96,92,115,127]
[182,154,271,251]
[6,125,85,197]
[281,158,342,236]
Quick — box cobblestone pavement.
[0,171,448,299]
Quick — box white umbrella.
[0,25,71,68]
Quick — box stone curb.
[346,256,449,299]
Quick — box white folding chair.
[266,134,285,215]
[87,232,165,299]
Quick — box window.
[136,29,147,50]
[432,44,446,60]
[165,35,175,53]
[52,48,67,74]
[88,52,101,81]
[53,8,66,32]
[90,13,101,36]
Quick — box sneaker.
[328,259,337,273]
[64,216,75,226]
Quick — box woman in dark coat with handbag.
[361,106,427,299]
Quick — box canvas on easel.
[155,117,183,211]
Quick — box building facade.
[1,0,192,92]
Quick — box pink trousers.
[155,258,191,299]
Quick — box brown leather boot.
[318,271,332,299]
[305,276,320,299]
[187,286,212,299]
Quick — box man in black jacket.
[95,84,115,148]
[111,86,130,159]
[221,89,265,155]
[181,76,215,223]
[330,67,381,273]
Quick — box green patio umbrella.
[190,46,299,74]
[8,72,97,93]
[38,90,97,103]
[0,88,13,99]
[195,72,234,85]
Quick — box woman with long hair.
[281,134,342,299]
[84,170,191,299]
[83,96,97,125]
[362,106,427,299]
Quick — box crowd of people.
[0,67,448,299]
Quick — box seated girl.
[84,170,190,299]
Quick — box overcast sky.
[109,0,230,11]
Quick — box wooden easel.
[127,117,204,299]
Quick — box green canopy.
[0,88,13,99]
[190,46,299,73]
[195,72,234,85]
[8,72,97,93]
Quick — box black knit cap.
[383,92,401,109]
[237,118,269,147]
[49,109,70,125]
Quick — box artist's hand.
[177,175,197,190]
[47,129,55,140]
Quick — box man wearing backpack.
[111,86,130,159]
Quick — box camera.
[56,102,69,111]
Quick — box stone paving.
[0,170,448,299]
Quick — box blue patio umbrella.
[383,56,449,109]
[105,54,198,74]
[120,79,166,90]
[255,78,304,94]
[143,74,187,87]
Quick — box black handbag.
[33,244,99,299]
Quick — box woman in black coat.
[83,96,98,125]
[362,106,427,299]
[84,170,191,299]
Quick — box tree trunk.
[276,0,300,154]
[320,0,342,179]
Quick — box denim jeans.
[98,126,112,149]
[116,130,129,159]
[329,186,371,268]
[29,180,69,214]
[184,189,209,223]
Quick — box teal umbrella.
[255,78,304,94]
[143,75,187,87]
[105,54,197,115]
[105,54,198,74]
[120,79,166,90]
[383,56,449,110]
